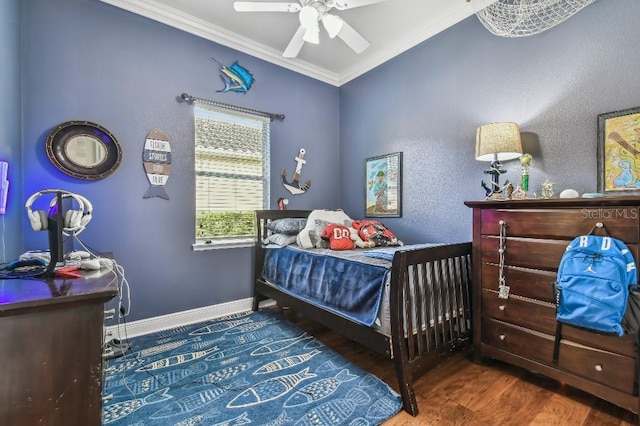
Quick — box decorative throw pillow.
[263,233,298,247]
[351,220,401,247]
[321,224,355,250]
[266,218,307,235]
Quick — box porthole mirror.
[46,121,122,180]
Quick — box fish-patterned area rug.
[102,309,402,425]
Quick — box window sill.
[192,237,255,251]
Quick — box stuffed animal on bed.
[351,220,401,247]
[321,224,355,250]
[320,223,376,250]
[297,209,353,249]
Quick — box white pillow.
[297,209,352,249]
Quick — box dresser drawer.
[481,263,556,302]
[481,289,556,335]
[556,339,636,394]
[482,235,640,272]
[482,318,555,364]
[560,326,636,357]
[481,208,640,243]
[481,236,568,270]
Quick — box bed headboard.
[254,210,311,287]
[254,209,311,244]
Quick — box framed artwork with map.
[365,152,402,218]
[598,106,640,195]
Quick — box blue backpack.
[554,231,637,337]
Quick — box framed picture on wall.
[597,106,640,195]
[365,152,402,218]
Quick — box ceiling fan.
[233,0,387,58]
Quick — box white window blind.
[194,102,270,248]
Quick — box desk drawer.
[481,289,556,335]
[481,208,639,243]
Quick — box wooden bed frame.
[252,210,473,416]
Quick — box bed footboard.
[389,242,473,416]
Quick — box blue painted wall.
[340,0,640,244]
[0,0,22,262]
[11,0,640,322]
[20,0,339,321]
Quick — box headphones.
[25,189,93,235]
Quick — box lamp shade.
[475,122,523,162]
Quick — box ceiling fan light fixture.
[303,29,320,44]
[299,6,319,28]
[321,14,343,38]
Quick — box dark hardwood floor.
[282,309,637,425]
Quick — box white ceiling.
[99,0,498,86]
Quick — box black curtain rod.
[180,93,285,122]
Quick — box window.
[193,102,270,249]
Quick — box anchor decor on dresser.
[475,122,523,200]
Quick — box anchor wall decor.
[281,148,311,195]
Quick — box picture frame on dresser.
[365,152,402,218]
[597,106,640,195]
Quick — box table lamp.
[475,122,523,200]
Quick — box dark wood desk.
[0,269,118,426]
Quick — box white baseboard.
[105,298,275,339]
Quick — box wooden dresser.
[465,197,640,415]
[0,268,118,426]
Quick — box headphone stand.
[38,191,65,277]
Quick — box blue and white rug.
[103,309,402,425]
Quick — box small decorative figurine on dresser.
[512,184,527,199]
[541,179,554,199]
[505,183,514,199]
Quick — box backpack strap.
[634,332,640,396]
[552,322,562,364]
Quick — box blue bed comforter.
[262,246,390,327]
[362,243,441,261]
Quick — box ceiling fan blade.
[233,2,301,12]
[334,0,386,10]
[283,25,306,58]
[337,21,370,54]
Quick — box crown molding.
[99,0,341,85]
[100,0,496,87]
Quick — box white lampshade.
[475,122,523,162]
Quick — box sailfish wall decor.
[282,148,311,195]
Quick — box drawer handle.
[595,364,603,372]
[499,334,506,341]
[498,305,506,311]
